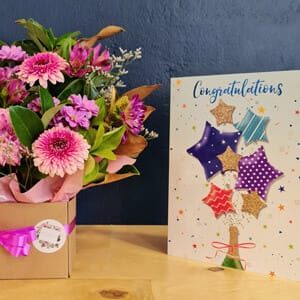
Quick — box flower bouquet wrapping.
[0,19,159,278]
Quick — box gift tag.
[33,219,66,253]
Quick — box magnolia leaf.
[144,105,156,121]
[39,86,54,113]
[57,78,84,100]
[84,173,135,187]
[123,84,161,100]
[9,106,44,148]
[83,25,125,48]
[90,126,126,159]
[115,133,147,157]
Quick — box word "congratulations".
[193,79,283,103]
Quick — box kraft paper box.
[168,70,300,281]
[0,198,76,279]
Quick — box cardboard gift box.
[0,198,76,279]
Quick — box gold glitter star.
[210,99,235,126]
[217,146,242,172]
[241,191,267,218]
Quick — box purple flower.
[60,106,90,129]
[0,45,28,61]
[120,94,146,136]
[66,42,92,78]
[91,44,111,72]
[69,94,99,117]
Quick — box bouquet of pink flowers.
[0,19,159,203]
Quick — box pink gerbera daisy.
[32,124,90,177]
[18,52,68,89]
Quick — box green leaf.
[9,106,44,148]
[80,127,97,146]
[84,155,96,176]
[91,97,107,126]
[91,123,105,151]
[83,162,99,185]
[55,31,81,59]
[90,126,126,159]
[39,86,54,114]
[13,40,40,55]
[16,18,53,51]
[57,78,84,100]
[41,103,66,128]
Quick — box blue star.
[234,108,269,144]
[187,122,242,180]
[278,185,285,192]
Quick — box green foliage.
[9,106,44,148]
[90,125,126,160]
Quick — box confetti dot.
[269,271,276,277]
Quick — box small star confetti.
[210,100,235,126]
[269,271,276,277]
[241,191,267,218]
[217,146,242,172]
[278,204,285,211]
[192,244,197,249]
[258,106,265,114]
[278,185,285,192]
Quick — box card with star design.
[168,70,300,281]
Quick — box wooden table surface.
[0,225,300,299]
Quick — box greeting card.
[168,71,300,281]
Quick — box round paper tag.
[33,219,66,253]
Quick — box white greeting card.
[168,70,300,281]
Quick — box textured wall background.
[0,0,300,224]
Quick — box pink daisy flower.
[32,124,90,177]
[18,52,68,89]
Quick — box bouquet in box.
[0,19,159,203]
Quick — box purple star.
[235,146,284,200]
[187,122,242,180]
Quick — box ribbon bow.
[0,227,36,257]
[206,241,256,270]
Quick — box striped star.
[234,108,269,144]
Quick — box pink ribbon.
[0,226,36,257]
[0,218,76,258]
[206,241,256,270]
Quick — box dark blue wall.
[1,0,300,224]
